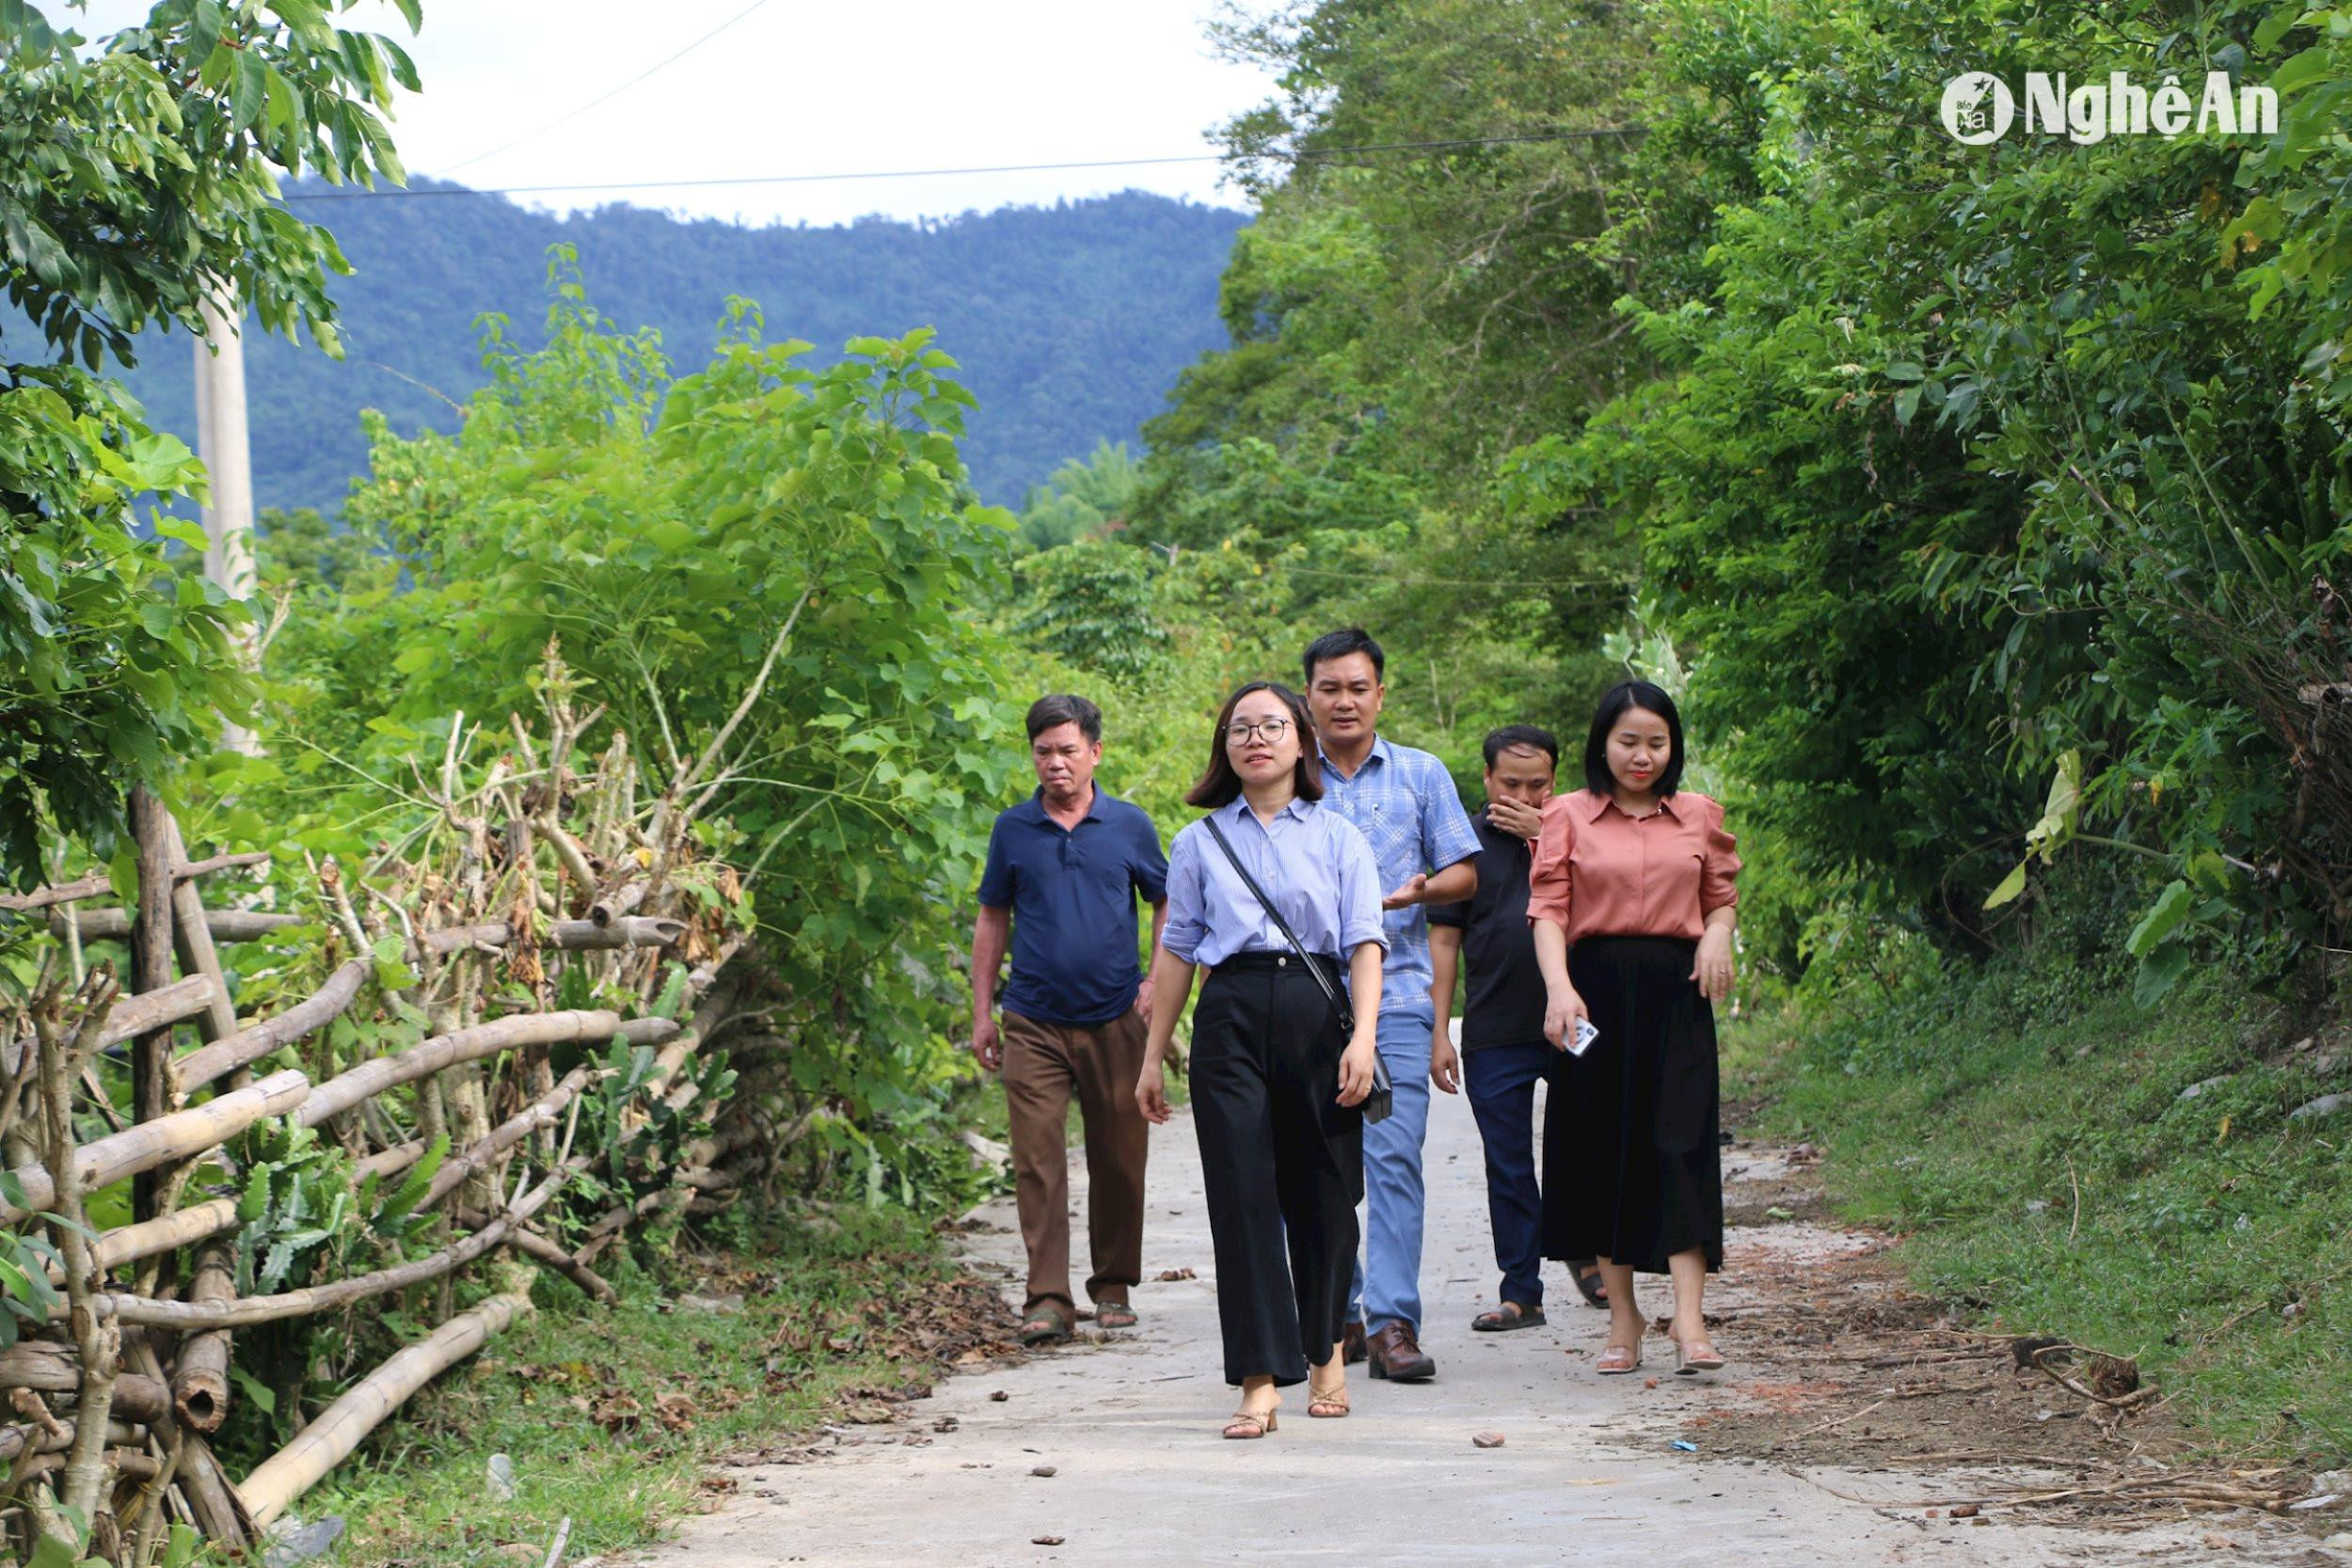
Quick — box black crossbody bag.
[1202,816,1392,1124]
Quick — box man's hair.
[1583,680,1685,797]
[1483,724,1561,771]
[1301,627,1385,684]
[1025,693,1103,745]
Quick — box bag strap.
[1201,814,1356,1035]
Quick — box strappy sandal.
[1675,1338,1726,1375]
[1471,1301,1548,1333]
[1307,1379,1350,1418]
[1093,1300,1138,1330]
[1018,1304,1073,1346]
[1595,1340,1644,1375]
[1223,1406,1279,1439]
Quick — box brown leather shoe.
[1364,1322,1437,1382]
[1340,1322,1367,1365]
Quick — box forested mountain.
[118,183,1247,509]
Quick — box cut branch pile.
[0,650,782,1560]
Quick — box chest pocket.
[1356,797,1417,873]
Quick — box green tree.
[0,0,415,884]
[263,259,1025,1192]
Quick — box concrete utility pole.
[193,285,260,754]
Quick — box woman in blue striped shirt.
[1137,680,1388,1439]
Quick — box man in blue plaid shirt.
[1303,628,1481,1383]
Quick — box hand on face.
[1484,744,1555,839]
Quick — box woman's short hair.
[1583,681,1685,797]
[1184,682,1325,809]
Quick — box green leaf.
[229,1365,277,1416]
[2133,939,2194,1008]
[1883,361,1925,382]
[2126,879,2195,958]
[230,51,268,130]
[1982,860,2029,910]
[2271,43,2333,94]
[2252,4,2307,50]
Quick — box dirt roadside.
[607,1084,2343,1568]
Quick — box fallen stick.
[2,974,221,1077]
[94,1171,569,1328]
[171,1243,236,1432]
[238,1289,535,1528]
[0,1352,171,1426]
[172,958,371,1095]
[505,1227,617,1305]
[421,1068,592,1209]
[0,873,114,911]
[52,909,304,944]
[294,1009,620,1128]
[0,1069,310,1222]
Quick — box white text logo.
[1940,71,2277,144]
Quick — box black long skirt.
[1189,952,1364,1386]
[1542,935,1723,1275]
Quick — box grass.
[302,1204,1002,1567]
[1725,927,2352,1468]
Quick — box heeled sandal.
[1674,1338,1726,1375]
[1595,1341,1644,1375]
[1223,1406,1279,1439]
[1307,1380,1350,1418]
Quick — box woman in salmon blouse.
[1529,680,1740,1377]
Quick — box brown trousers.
[999,1007,1150,1316]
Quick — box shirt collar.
[1223,794,1311,826]
[1319,734,1393,775]
[1025,784,1107,824]
[1583,788,1680,823]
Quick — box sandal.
[1223,1406,1279,1439]
[1307,1379,1350,1418]
[1018,1304,1073,1346]
[1675,1338,1726,1375]
[1571,1261,1610,1309]
[1595,1340,1644,1376]
[1470,1301,1549,1333]
[1094,1300,1138,1330]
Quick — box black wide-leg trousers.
[1189,951,1364,1387]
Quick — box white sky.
[70,0,1279,228]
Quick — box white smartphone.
[1569,1018,1599,1057]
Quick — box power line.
[437,0,779,177]
[281,129,1648,202]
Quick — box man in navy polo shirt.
[973,694,1168,1346]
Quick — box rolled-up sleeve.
[1700,798,1742,915]
[1526,795,1577,933]
[1159,828,1207,963]
[1332,818,1389,953]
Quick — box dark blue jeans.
[1464,1041,1556,1307]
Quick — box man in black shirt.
[1429,725,1603,1330]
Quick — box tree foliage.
[260,257,1025,1192]
[0,0,414,885]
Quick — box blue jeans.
[1347,1009,1436,1335]
[1464,1042,1554,1307]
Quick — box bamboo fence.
[0,663,783,1561]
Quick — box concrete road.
[628,1082,2289,1568]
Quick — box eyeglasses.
[1225,717,1294,744]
